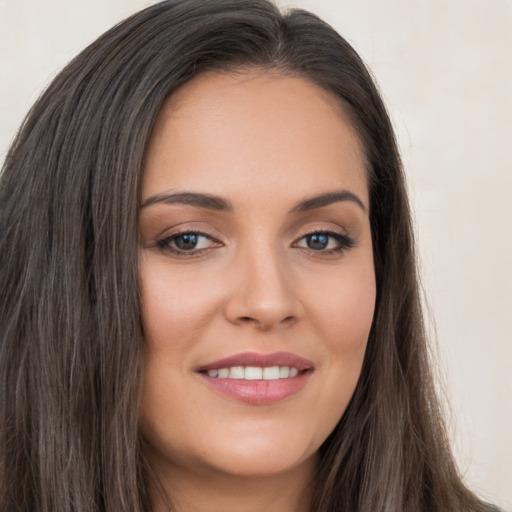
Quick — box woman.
[0,0,499,511]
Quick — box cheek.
[330,283,375,356]
[300,261,375,429]
[305,262,376,357]
[138,258,216,463]
[139,256,223,350]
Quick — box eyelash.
[156,230,220,257]
[294,229,355,255]
[155,229,355,257]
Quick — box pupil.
[175,233,198,250]
[308,234,328,250]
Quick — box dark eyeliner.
[298,229,355,254]
[155,230,218,255]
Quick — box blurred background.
[1,0,510,508]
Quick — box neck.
[146,453,318,512]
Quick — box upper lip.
[196,351,314,372]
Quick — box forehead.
[142,70,368,208]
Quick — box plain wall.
[1,0,510,509]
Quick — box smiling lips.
[205,365,300,380]
[196,352,314,405]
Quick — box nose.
[223,245,303,331]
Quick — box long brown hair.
[0,1,490,510]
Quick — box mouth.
[201,365,303,380]
[195,352,314,405]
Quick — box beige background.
[1,0,510,508]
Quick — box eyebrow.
[289,190,367,213]
[140,192,232,211]
[140,189,366,213]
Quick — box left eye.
[156,232,218,254]
[294,232,353,252]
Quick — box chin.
[141,416,323,481]
[201,437,318,478]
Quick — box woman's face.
[138,71,376,482]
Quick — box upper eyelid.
[165,228,215,238]
[155,231,222,256]
[298,227,346,235]
[161,230,220,245]
[296,225,355,241]
[294,231,352,244]
[292,226,349,241]
[157,224,222,241]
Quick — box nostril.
[235,314,297,331]
[281,316,298,328]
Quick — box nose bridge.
[224,233,300,330]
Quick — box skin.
[138,70,376,512]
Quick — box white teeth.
[244,366,263,380]
[229,366,245,379]
[218,368,230,378]
[279,366,290,378]
[263,366,280,380]
[205,365,302,380]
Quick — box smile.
[204,366,301,380]
[196,352,314,404]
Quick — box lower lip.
[198,371,312,405]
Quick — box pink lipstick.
[196,351,314,405]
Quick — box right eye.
[292,230,355,256]
[156,231,221,256]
